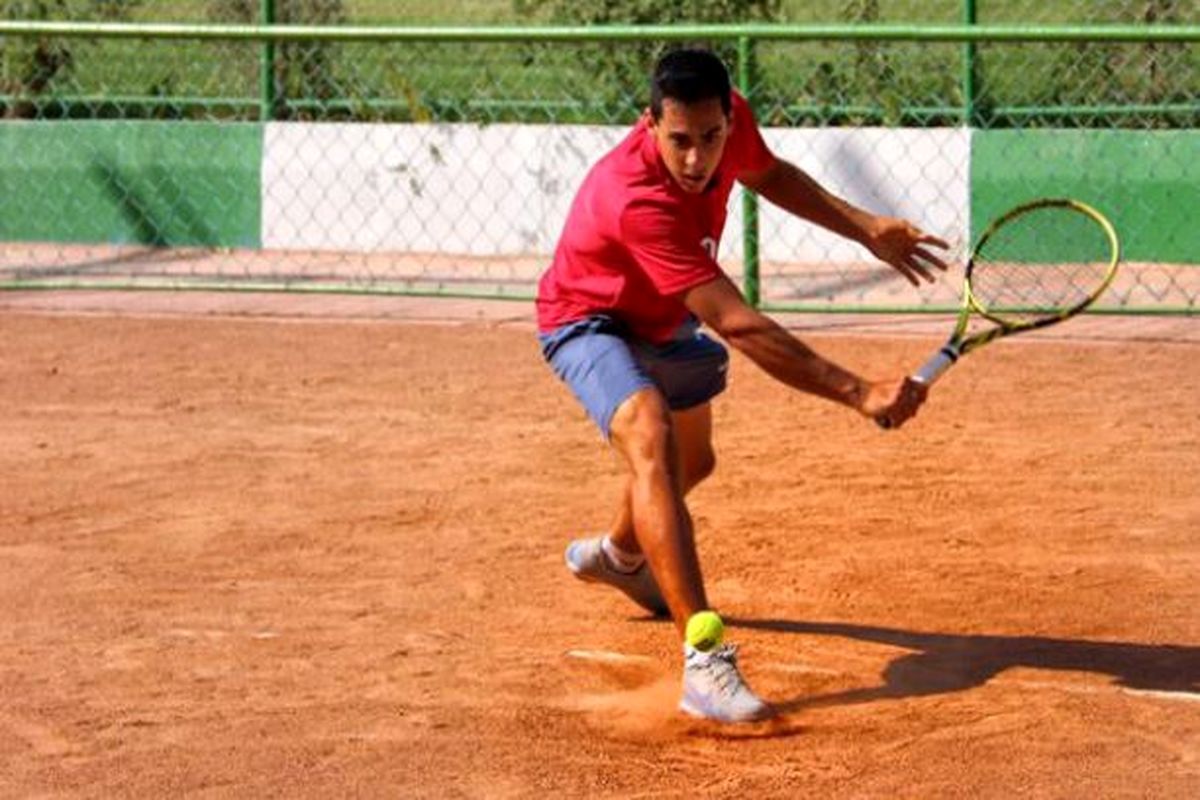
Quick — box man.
[536,48,948,723]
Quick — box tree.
[2,0,144,118]
[513,0,780,118]
[1141,0,1188,107]
[207,0,346,119]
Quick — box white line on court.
[564,649,656,665]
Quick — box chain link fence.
[1,6,1197,312]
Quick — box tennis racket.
[879,197,1121,428]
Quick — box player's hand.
[865,216,950,286]
[859,376,927,429]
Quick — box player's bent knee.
[610,388,673,466]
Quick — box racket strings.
[968,205,1116,324]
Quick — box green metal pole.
[260,0,276,121]
[737,36,761,308]
[2,21,1198,45]
[963,0,978,126]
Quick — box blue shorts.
[539,315,729,438]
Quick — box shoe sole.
[678,695,773,724]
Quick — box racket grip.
[912,346,960,386]
[875,345,960,430]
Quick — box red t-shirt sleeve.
[730,91,775,177]
[619,199,721,297]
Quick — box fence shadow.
[90,158,220,248]
[727,617,1200,714]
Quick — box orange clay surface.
[1,293,1197,798]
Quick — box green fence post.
[737,35,761,307]
[963,0,978,126]
[260,0,276,121]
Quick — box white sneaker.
[679,644,772,723]
[564,536,668,616]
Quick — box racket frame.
[913,197,1121,387]
[876,198,1120,429]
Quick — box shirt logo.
[700,236,718,260]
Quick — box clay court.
[1,293,1197,797]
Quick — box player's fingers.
[914,246,950,272]
[903,376,928,401]
[877,386,910,428]
[893,395,922,426]
[885,404,915,429]
[897,266,920,286]
[905,255,936,283]
[917,232,951,251]
[892,253,926,284]
[893,380,926,422]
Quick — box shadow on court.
[727,617,1200,714]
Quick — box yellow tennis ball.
[686,610,725,652]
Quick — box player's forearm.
[721,315,866,411]
[753,160,875,247]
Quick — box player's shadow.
[727,618,1200,714]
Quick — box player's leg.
[572,322,725,612]
[571,403,711,616]
[607,321,724,555]
[607,387,770,723]
[544,318,672,615]
[607,387,708,628]
[541,317,769,722]
[607,401,714,555]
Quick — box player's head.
[648,48,734,194]
[649,48,733,121]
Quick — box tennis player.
[537,48,948,723]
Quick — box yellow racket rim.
[963,197,1121,330]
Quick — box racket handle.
[875,345,960,429]
[912,346,960,385]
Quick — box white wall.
[263,122,969,264]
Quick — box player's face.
[649,97,732,194]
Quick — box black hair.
[649,48,733,121]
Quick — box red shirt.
[536,92,775,344]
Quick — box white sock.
[601,536,645,573]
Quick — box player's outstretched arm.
[739,158,950,286]
[684,275,925,427]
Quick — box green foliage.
[0,0,1193,127]
[2,0,145,117]
[513,0,781,23]
[2,0,141,17]
[844,0,900,119]
[512,0,782,112]
[207,0,347,117]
